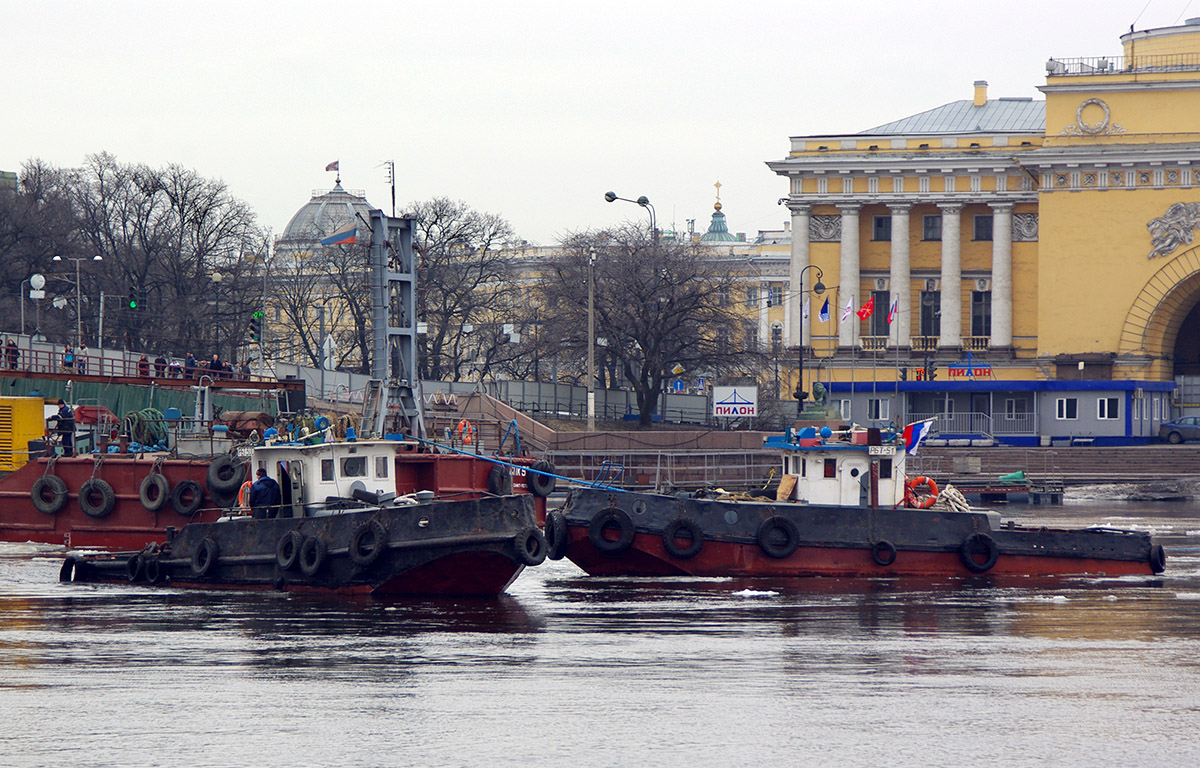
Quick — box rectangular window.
[838,399,851,420]
[717,286,730,307]
[973,214,994,241]
[923,215,942,241]
[920,291,941,337]
[870,290,890,336]
[768,286,783,308]
[745,324,759,350]
[1154,396,1162,421]
[321,459,334,481]
[375,456,390,478]
[824,458,837,478]
[745,286,759,308]
[872,216,892,241]
[770,325,783,355]
[868,398,889,420]
[1098,397,1119,420]
[971,291,992,337]
[880,458,893,477]
[340,456,367,477]
[1056,398,1078,420]
[1005,398,1029,417]
[1133,396,1144,421]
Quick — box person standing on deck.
[249,467,282,519]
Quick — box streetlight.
[587,246,596,431]
[794,264,826,418]
[52,254,103,349]
[604,191,656,252]
[604,191,658,424]
[211,272,223,360]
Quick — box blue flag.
[818,298,830,323]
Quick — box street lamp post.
[604,191,658,425]
[52,254,102,349]
[587,246,596,432]
[794,264,826,418]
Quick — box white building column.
[887,204,911,347]
[838,204,860,348]
[788,205,811,347]
[990,203,1014,348]
[938,203,962,349]
[759,282,770,347]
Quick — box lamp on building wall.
[795,264,826,418]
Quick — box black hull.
[555,488,1165,579]
[62,495,546,597]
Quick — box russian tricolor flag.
[903,419,935,454]
[321,226,357,246]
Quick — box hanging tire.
[299,536,327,576]
[662,518,704,559]
[31,476,68,515]
[206,455,246,494]
[171,480,204,516]
[191,537,219,576]
[871,540,898,567]
[487,465,513,496]
[527,460,556,498]
[513,527,547,566]
[78,479,116,519]
[588,507,636,555]
[756,516,800,559]
[276,530,303,570]
[1149,544,1167,574]
[144,557,163,584]
[125,554,143,582]
[349,520,388,567]
[960,533,999,573]
[543,511,568,560]
[139,474,170,512]
[59,557,79,583]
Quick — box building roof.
[278,183,374,243]
[699,202,739,243]
[860,98,1045,135]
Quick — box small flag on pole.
[320,225,356,246]
[903,419,935,454]
[856,295,875,320]
[803,297,810,321]
[325,160,339,172]
[819,298,830,323]
[841,297,854,322]
[887,299,898,324]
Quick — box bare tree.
[408,197,517,381]
[543,226,758,427]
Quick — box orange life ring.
[456,419,475,444]
[237,480,253,510]
[905,476,939,509]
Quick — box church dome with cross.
[699,181,740,243]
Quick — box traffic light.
[128,293,138,310]
[899,368,908,381]
[248,316,260,342]
[926,364,938,381]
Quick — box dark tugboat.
[545,425,1167,579]
[60,437,548,596]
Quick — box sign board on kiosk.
[713,386,758,417]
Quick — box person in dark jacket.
[184,352,197,378]
[248,467,282,519]
[55,399,75,457]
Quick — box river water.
[1,499,1199,768]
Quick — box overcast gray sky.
[3,0,1192,245]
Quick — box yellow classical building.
[768,20,1200,444]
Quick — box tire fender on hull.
[588,508,636,555]
[31,476,68,515]
[543,511,568,560]
[960,533,999,573]
[78,479,116,519]
[139,473,170,512]
[661,518,704,559]
[756,516,800,559]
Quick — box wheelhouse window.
[872,215,892,241]
[922,215,942,241]
[1056,397,1078,420]
[340,456,367,477]
[375,456,390,478]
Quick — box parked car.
[1159,416,1200,444]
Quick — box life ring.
[275,530,303,570]
[543,511,568,560]
[588,507,636,555]
[349,520,388,566]
[299,535,327,576]
[456,419,475,444]
[207,455,246,494]
[487,465,513,496]
[31,475,68,515]
[905,476,940,509]
[871,539,898,567]
[1149,544,1167,574]
[171,480,205,516]
[191,536,219,576]
[78,478,116,519]
[527,460,557,498]
[139,474,170,512]
[960,533,999,573]
[514,527,548,566]
[237,480,253,510]
[662,518,704,559]
[756,516,800,559]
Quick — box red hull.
[564,530,1157,579]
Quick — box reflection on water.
[1,500,1199,767]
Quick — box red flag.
[325,160,339,172]
[856,296,875,320]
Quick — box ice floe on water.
[731,588,779,598]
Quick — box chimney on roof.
[973,80,988,107]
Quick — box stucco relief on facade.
[810,215,841,242]
[1147,202,1200,259]
[1012,213,1038,242]
[1060,98,1126,136]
